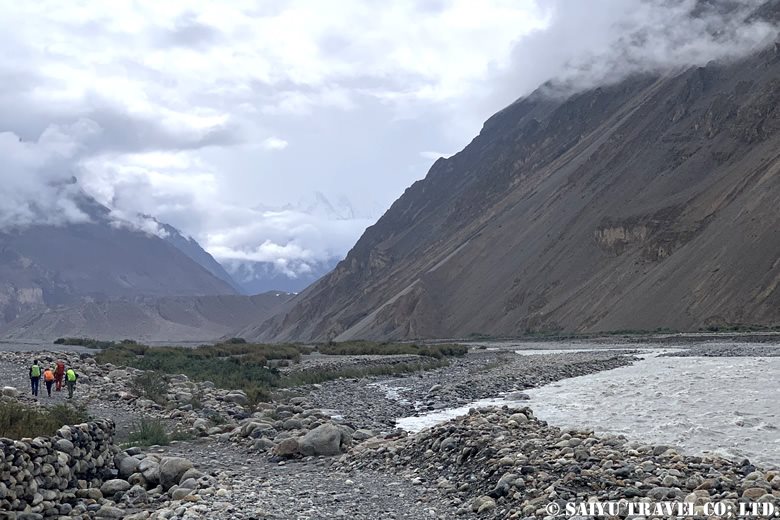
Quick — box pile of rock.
[345,406,780,518]
[104,450,216,520]
[0,419,115,516]
[208,395,369,458]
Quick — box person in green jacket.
[29,360,41,397]
[65,368,78,399]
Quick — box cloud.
[156,12,223,49]
[78,150,372,278]
[419,150,452,160]
[483,0,778,108]
[261,137,289,150]
[0,119,100,228]
[0,0,777,284]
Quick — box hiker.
[65,368,78,399]
[30,359,41,397]
[43,367,55,397]
[54,360,65,392]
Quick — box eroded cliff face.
[242,37,780,342]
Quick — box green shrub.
[94,340,454,401]
[316,341,468,358]
[126,418,170,446]
[282,358,449,387]
[246,386,272,409]
[131,372,169,405]
[0,401,90,439]
[53,337,115,349]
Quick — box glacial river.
[397,346,780,469]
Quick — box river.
[397,344,780,469]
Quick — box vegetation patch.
[0,401,90,439]
[54,337,139,349]
[281,358,450,387]
[96,341,307,402]
[125,417,170,446]
[94,339,464,401]
[131,372,170,405]
[316,341,468,358]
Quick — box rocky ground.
[345,406,780,519]
[289,350,638,432]
[0,342,778,518]
[661,343,780,357]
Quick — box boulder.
[742,487,768,500]
[54,439,74,453]
[298,423,351,457]
[1,386,18,397]
[273,438,300,457]
[506,391,530,401]
[224,392,248,405]
[139,458,160,484]
[282,418,303,430]
[192,418,209,431]
[159,457,194,490]
[95,505,126,519]
[253,438,275,452]
[121,485,149,507]
[180,468,205,483]
[116,455,141,479]
[171,488,192,501]
[100,479,131,496]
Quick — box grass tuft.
[0,401,90,439]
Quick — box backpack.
[31,365,41,378]
[44,370,54,382]
[66,369,77,382]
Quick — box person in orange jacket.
[43,367,55,397]
[54,360,65,392]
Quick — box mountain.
[0,196,238,325]
[220,192,368,295]
[223,258,340,294]
[0,292,293,342]
[243,33,780,342]
[155,220,244,294]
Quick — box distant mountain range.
[0,292,293,343]
[242,7,780,342]
[0,194,299,341]
[222,258,339,295]
[0,196,234,320]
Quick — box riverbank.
[0,341,777,518]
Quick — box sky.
[0,0,776,281]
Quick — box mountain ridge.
[242,38,780,342]
[0,292,293,343]
[0,194,240,325]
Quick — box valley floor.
[0,341,778,519]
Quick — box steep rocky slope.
[157,220,245,294]
[245,37,780,342]
[0,292,293,342]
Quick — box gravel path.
[0,356,146,439]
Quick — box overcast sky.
[0,0,775,278]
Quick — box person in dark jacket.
[29,360,42,397]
